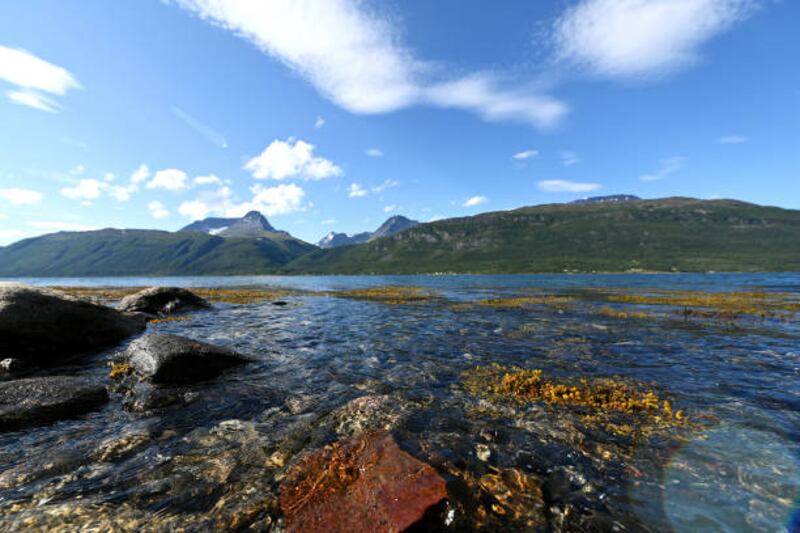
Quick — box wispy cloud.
[538,180,600,193]
[365,148,384,157]
[553,0,759,79]
[314,116,325,129]
[383,204,397,213]
[463,195,488,207]
[0,46,80,112]
[174,0,567,129]
[372,179,399,193]
[244,138,342,180]
[512,149,539,160]
[560,151,580,167]
[172,106,228,148]
[639,156,687,182]
[717,134,749,144]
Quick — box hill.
[0,216,315,276]
[284,197,800,274]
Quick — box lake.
[1,274,799,531]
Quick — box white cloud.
[512,149,539,160]
[103,172,115,182]
[0,188,43,205]
[238,183,306,217]
[639,156,687,182]
[321,218,336,225]
[717,135,748,144]
[538,180,601,193]
[372,179,399,193]
[194,174,223,186]
[560,150,580,166]
[553,0,758,79]
[108,184,136,202]
[0,46,80,112]
[383,204,397,213]
[348,183,367,198]
[244,138,342,180]
[174,0,567,129]
[463,195,488,207]
[60,179,106,201]
[148,200,170,219]
[314,116,325,128]
[146,169,189,191]
[366,148,384,157]
[130,164,150,184]
[178,183,307,221]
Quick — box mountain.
[0,212,315,276]
[285,197,800,274]
[368,215,419,241]
[317,215,419,248]
[317,231,371,249]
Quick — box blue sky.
[0,0,798,245]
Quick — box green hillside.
[0,228,315,276]
[283,198,800,274]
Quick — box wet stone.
[125,333,248,384]
[0,284,146,365]
[279,432,448,533]
[117,286,211,316]
[0,376,109,431]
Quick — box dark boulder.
[0,284,146,364]
[126,334,247,384]
[279,432,447,533]
[117,287,211,316]
[0,376,109,431]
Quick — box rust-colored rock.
[279,432,447,533]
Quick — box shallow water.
[1,274,799,531]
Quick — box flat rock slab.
[0,376,109,431]
[118,287,210,316]
[279,432,447,533]
[126,334,247,384]
[0,284,146,364]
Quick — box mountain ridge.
[2,197,799,276]
[317,215,419,248]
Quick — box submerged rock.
[0,284,146,364]
[279,432,447,533]
[126,334,247,384]
[117,286,211,316]
[0,376,109,431]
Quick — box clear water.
[1,274,799,531]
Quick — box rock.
[117,286,211,316]
[329,394,423,438]
[126,334,247,384]
[271,300,288,306]
[0,284,146,364]
[0,376,109,431]
[279,432,447,533]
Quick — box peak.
[243,210,265,220]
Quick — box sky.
[0,0,798,246]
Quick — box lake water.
[1,274,799,531]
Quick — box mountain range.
[1,196,799,275]
[317,215,419,248]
